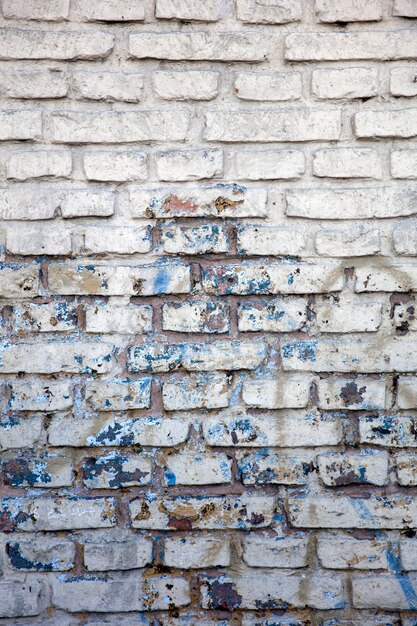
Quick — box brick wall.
[0,0,416,624]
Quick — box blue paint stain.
[282,340,317,362]
[386,542,417,610]
[164,471,176,486]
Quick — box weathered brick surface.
[1,3,415,624]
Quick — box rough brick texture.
[0,1,416,624]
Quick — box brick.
[72,71,144,102]
[85,304,152,334]
[237,0,301,23]
[163,374,229,410]
[82,452,151,488]
[7,149,72,181]
[233,149,305,180]
[163,452,232,485]
[242,375,311,408]
[129,32,270,61]
[0,415,43,451]
[7,537,75,571]
[391,150,417,180]
[0,110,42,141]
[315,302,382,332]
[394,223,417,254]
[317,535,388,569]
[234,72,302,101]
[61,189,114,218]
[242,616,311,626]
[355,109,417,139]
[243,533,309,567]
[356,264,417,292]
[130,494,275,530]
[201,572,344,610]
[312,68,379,100]
[288,186,417,219]
[10,379,72,411]
[156,149,222,181]
[48,263,190,296]
[85,379,151,411]
[156,0,220,21]
[315,226,381,257]
[396,452,417,486]
[401,538,417,569]
[286,495,417,529]
[317,377,386,410]
[0,497,115,531]
[73,0,145,21]
[282,337,417,373]
[238,451,310,485]
[205,109,341,142]
[360,414,417,447]
[317,450,389,487]
[127,340,266,372]
[0,264,39,298]
[163,536,230,568]
[0,581,41,618]
[0,188,61,220]
[2,449,72,487]
[237,225,306,256]
[202,261,343,295]
[203,412,342,447]
[313,148,381,178]
[285,31,417,61]
[238,298,308,332]
[153,70,219,101]
[46,110,189,143]
[0,342,113,374]
[0,69,68,99]
[390,68,417,97]
[0,29,114,60]
[393,0,417,16]
[352,574,417,609]
[6,227,72,256]
[84,538,153,571]
[392,299,417,332]
[161,224,228,255]
[84,226,151,255]
[12,302,78,333]
[127,185,267,219]
[162,301,229,333]
[84,150,147,182]
[315,0,382,22]
[398,377,417,408]
[3,0,69,20]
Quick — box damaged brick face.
[1,0,417,624]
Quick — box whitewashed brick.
[238,451,311,485]
[360,414,417,448]
[2,449,72,487]
[0,415,43,451]
[234,72,301,101]
[238,297,308,332]
[318,377,386,410]
[0,188,60,220]
[237,225,306,256]
[352,574,417,609]
[315,0,382,22]
[73,0,145,21]
[84,226,151,255]
[400,538,417,569]
[390,67,417,97]
[6,227,72,256]
[84,538,152,571]
[315,302,382,332]
[164,536,230,568]
[162,301,229,333]
[12,302,78,333]
[0,582,41,618]
[163,452,232,485]
[7,537,75,571]
[243,534,309,567]
[85,379,151,411]
[153,70,219,101]
[355,109,417,139]
[317,535,388,569]
[242,375,311,408]
[156,149,222,181]
[72,72,144,102]
[356,264,417,292]
[161,224,229,254]
[0,70,68,99]
[7,150,72,180]
[83,453,151,488]
[285,31,417,61]
[233,149,305,180]
[0,110,42,141]
[0,264,39,298]
[237,0,302,23]
[397,376,417,408]
[396,452,417,486]
[85,304,152,334]
[205,109,341,142]
[391,150,417,180]
[163,374,229,410]
[156,0,220,21]
[313,148,381,178]
[317,450,389,486]
[0,29,114,60]
[316,226,381,257]
[393,0,417,17]
[312,67,379,99]
[83,150,147,182]
[394,223,417,254]
[61,189,114,218]
[10,380,72,411]
[3,0,69,20]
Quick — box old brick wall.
[0,0,417,624]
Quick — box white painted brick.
[355,109,417,139]
[162,301,229,333]
[85,304,152,334]
[238,450,311,485]
[397,376,417,408]
[313,148,381,178]
[360,414,417,448]
[316,226,381,256]
[317,450,389,486]
[243,534,309,567]
[6,227,72,256]
[205,109,341,142]
[0,188,60,220]
[242,375,311,408]
[285,31,417,61]
[85,379,151,411]
[12,302,78,333]
[394,223,417,254]
[163,374,229,410]
[0,582,41,618]
[156,0,220,21]
[72,71,144,102]
[83,453,151,488]
[0,110,42,141]
[161,224,229,254]
[390,67,417,97]
[3,0,69,21]
[2,449,73,487]
[396,452,417,486]
[391,150,417,179]
[315,0,382,22]
[73,0,145,21]
[163,452,232,485]
[84,226,151,255]
[0,69,68,99]
[0,415,43,451]
[312,67,379,99]
[238,297,308,332]
[355,264,417,292]
[237,0,302,23]
[400,538,417,568]
[83,151,147,182]
[234,72,301,101]
[7,537,75,571]
[84,539,153,571]
[156,149,222,181]
[0,264,39,298]
[153,70,219,101]
[164,536,230,568]
[129,32,270,61]
[317,535,388,569]
[317,377,386,410]
[233,149,305,180]
[237,225,306,255]
[0,29,114,60]
[315,302,382,332]
[61,189,114,218]
[352,574,417,609]
[7,150,72,180]
[393,0,417,17]
[10,380,72,411]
